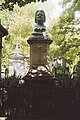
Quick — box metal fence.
[0,80,80,120]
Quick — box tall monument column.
[28,10,52,69]
[21,11,55,118]
[23,10,53,80]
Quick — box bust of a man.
[34,10,46,32]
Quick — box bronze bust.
[34,10,46,32]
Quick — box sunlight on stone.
[32,69,37,73]
[31,74,35,77]
[39,73,42,76]
[0,117,7,120]
[37,66,46,71]
[19,79,25,84]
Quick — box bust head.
[35,10,46,25]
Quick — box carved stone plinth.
[23,10,54,84]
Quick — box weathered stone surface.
[23,10,53,82]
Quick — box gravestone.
[21,10,56,119]
[23,10,53,80]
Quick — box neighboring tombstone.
[5,68,9,79]
[74,61,80,80]
[51,58,58,77]
[55,57,70,79]
[9,41,29,77]
[73,65,77,80]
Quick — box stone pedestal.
[27,32,52,69]
[22,10,54,81]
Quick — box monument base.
[22,65,56,85]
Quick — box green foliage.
[0,0,47,11]
[74,0,80,10]
[0,3,37,67]
[62,0,80,11]
[0,0,5,4]
[0,0,80,72]
[0,76,21,87]
[48,9,80,69]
